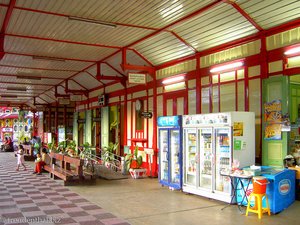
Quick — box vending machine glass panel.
[159,129,169,181]
[199,128,213,190]
[214,127,231,193]
[170,129,180,183]
[184,129,197,186]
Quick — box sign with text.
[140,111,153,119]
[128,73,146,84]
[2,127,13,132]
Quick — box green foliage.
[125,146,143,171]
[54,139,77,156]
[79,142,92,159]
[47,141,56,152]
[17,130,26,144]
[102,142,119,162]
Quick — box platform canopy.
[0,0,299,108]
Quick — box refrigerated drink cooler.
[158,116,183,190]
[182,112,255,202]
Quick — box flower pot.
[129,168,146,179]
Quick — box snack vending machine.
[158,116,183,190]
[182,112,255,202]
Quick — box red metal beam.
[6,33,122,49]
[10,4,160,31]
[0,0,16,60]
[0,73,64,80]
[43,93,56,101]
[100,0,223,63]
[95,75,126,84]
[129,0,224,48]
[0,64,79,72]
[70,79,88,90]
[84,71,105,85]
[1,0,16,33]
[65,89,89,97]
[7,52,96,63]
[0,80,56,86]
[104,62,125,76]
[121,64,155,73]
[265,18,300,36]
[228,1,263,32]
[171,31,197,53]
[131,49,154,67]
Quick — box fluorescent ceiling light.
[164,81,186,92]
[210,62,243,73]
[1,95,18,98]
[162,75,185,85]
[16,75,41,80]
[33,56,65,62]
[284,47,300,55]
[7,87,27,91]
[68,16,117,28]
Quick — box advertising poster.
[264,123,282,140]
[233,122,243,136]
[264,100,282,122]
[264,100,282,140]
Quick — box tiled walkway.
[0,152,130,225]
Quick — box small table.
[221,173,253,213]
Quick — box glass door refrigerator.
[199,128,213,191]
[182,112,255,203]
[158,116,183,190]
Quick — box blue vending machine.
[158,116,183,190]
[236,168,296,214]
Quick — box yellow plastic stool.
[246,193,271,219]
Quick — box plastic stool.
[246,193,271,219]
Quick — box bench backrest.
[64,156,83,176]
[49,152,64,168]
[23,145,32,155]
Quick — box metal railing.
[78,147,124,175]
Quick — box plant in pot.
[125,146,146,179]
[102,142,119,168]
[66,140,77,157]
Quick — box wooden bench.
[44,152,95,185]
[43,152,64,178]
[23,145,35,161]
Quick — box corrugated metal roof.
[239,0,300,29]
[173,3,258,51]
[133,31,195,65]
[0,0,299,107]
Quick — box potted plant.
[102,142,119,168]
[125,146,146,179]
[66,140,77,157]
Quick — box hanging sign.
[128,73,146,84]
[98,95,106,106]
[157,116,181,127]
[140,111,153,119]
[2,127,13,132]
